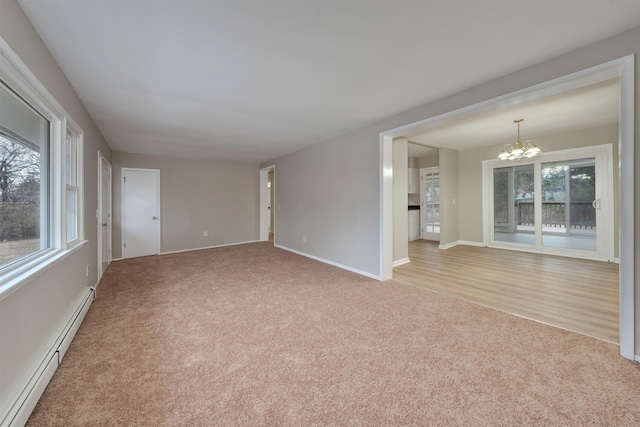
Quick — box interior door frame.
[379,55,635,360]
[121,167,161,259]
[97,152,112,280]
[260,165,275,241]
[482,144,614,262]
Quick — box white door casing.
[97,153,112,277]
[122,168,160,259]
[260,165,275,241]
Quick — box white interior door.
[98,154,112,276]
[122,168,160,259]
[420,167,440,241]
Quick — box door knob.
[152,216,158,220]
[102,223,108,227]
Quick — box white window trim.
[0,36,87,301]
[64,118,84,249]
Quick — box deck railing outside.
[517,201,595,230]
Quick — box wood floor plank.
[393,240,619,343]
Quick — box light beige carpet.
[28,242,640,426]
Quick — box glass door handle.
[592,199,601,210]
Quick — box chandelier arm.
[497,119,541,160]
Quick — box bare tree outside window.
[0,133,42,267]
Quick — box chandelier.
[498,119,541,160]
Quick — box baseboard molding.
[159,240,261,256]
[275,244,382,280]
[2,288,94,427]
[635,354,640,363]
[459,240,486,247]
[393,258,411,267]
[113,240,262,261]
[438,241,459,250]
[437,240,486,250]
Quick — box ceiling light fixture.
[498,119,541,160]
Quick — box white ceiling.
[407,78,620,151]
[17,0,640,163]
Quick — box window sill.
[0,240,88,302]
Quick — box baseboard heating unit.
[1,287,95,427]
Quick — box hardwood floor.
[393,240,619,343]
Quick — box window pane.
[66,187,77,242]
[65,135,77,186]
[493,165,535,245]
[541,158,596,252]
[0,81,50,269]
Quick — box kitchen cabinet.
[408,168,419,194]
[409,208,420,241]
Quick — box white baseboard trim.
[438,240,486,250]
[614,257,620,264]
[2,288,94,427]
[438,241,459,250]
[635,354,640,363]
[159,240,261,256]
[393,258,411,267]
[274,244,382,281]
[113,241,263,261]
[459,240,486,247]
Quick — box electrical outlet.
[85,265,89,277]
[203,231,208,237]
[302,235,306,243]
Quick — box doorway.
[97,152,112,278]
[122,168,160,259]
[380,56,635,360]
[260,165,275,242]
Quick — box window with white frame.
[0,39,85,288]
[0,79,50,269]
[65,131,82,244]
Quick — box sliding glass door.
[493,164,535,245]
[486,145,612,261]
[541,158,597,252]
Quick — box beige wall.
[111,152,259,258]
[418,154,439,169]
[261,126,380,276]
[439,148,459,246]
[0,0,112,417]
[393,138,409,262]
[458,124,619,250]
